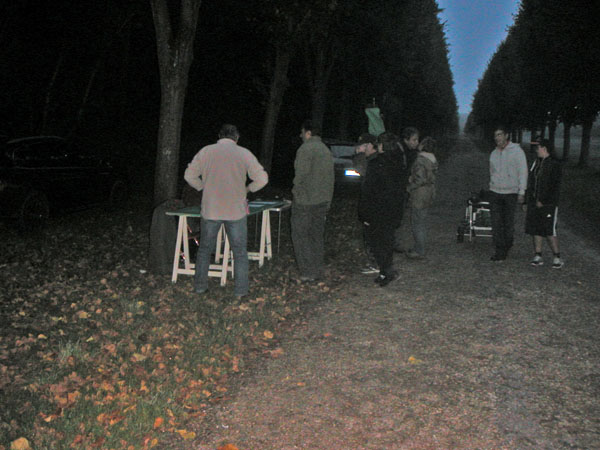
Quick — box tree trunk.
[259,46,292,174]
[69,56,103,138]
[578,117,593,167]
[309,48,333,132]
[336,86,351,140]
[547,119,557,152]
[150,0,201,206]
[153,72,188,204]
[562,121,571,161]
[311,76,327,132]
[42,47,66,134]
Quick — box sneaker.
[374,274,385,284]
[377,271,399,287]
[406,250,424,260]
[552,257,564,269]
[530,255,544,266]
[360,264,379,274]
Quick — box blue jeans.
[291,202,328,278]
[411,207,429,256]
[194,216,248,296]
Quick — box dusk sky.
[437,0,521,114]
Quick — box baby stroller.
[457,190,493,242]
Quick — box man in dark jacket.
[525,138,563,269]
[291,120,335,281]
[359,132,404,286]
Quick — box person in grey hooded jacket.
[488,126,528,261]
[406,137,439,258]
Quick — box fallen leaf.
[263,330,274,339]
[176,429,196,440]
[10,437,31,450]
[269,347,285,358]
[217,445,240,450]
[131,353,147,362]
[153,417,164,429]
[408,355,423,364]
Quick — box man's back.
[184,138,268,220]
[292,136,334,206]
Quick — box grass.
[0,202,340,449]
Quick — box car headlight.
[344,169,360,178]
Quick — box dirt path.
[186,137,600,449]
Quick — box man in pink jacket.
[184,124,268,298]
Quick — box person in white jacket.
[488,126,528,261]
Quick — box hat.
[356,133,377,146]
[531,136,551,149]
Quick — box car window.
[329,145,355,159]
[12,142,67,168]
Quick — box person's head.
[218,124,240,142]
[531,137,551,159]
[402,127,419,150]
[356,133,377,156]
[418,136,437,155]
[493,126,510,148]
[300,119,322,142]
[376,131,399,154]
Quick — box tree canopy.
[468,0,599,165]
[0,0,458,199]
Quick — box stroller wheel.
[456,226,464,243]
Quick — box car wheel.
[108,180,128,209]
[18,191,49,230]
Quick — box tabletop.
[165,200,289,217]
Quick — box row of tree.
[153,0,459,203]
[0,0,458,204]
[466,0,600,166]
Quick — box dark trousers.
[489,191,518,256]
[291,202,328,278]
[365,220,396,275]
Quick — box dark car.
[323,138,362,187]
[0,136,128,229]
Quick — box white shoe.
[552,257,564,269]
[530,255,544,266]
[360,264,379,274]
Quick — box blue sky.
[437,0,521,114]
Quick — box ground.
[1,136,598,449]
[181,136,600,449]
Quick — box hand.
[536,200,543,208]
[517,194,525,205]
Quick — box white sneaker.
[360,264,379,274]
[552,257,564,269]
[530,255,544,266]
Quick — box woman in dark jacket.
[358,132,404,286]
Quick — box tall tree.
[150,0,201,206]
